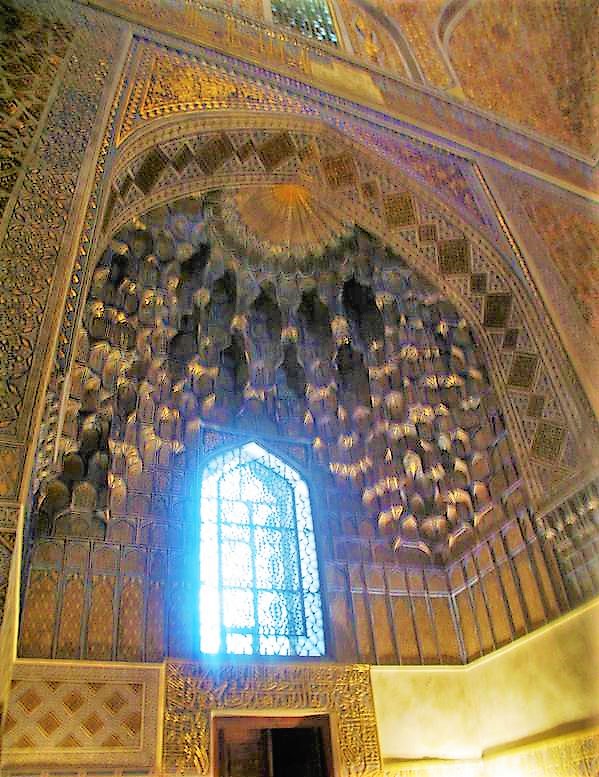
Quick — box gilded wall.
[0,1,597,774]
[2,601,598,774]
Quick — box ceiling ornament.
[38,196,527,564]
[517,184,599,337]
[95,121,598,506]
[218,183,354,266]
[448,0,599,156]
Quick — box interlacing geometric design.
[199,442,326,657]
[271,0,338,44]
[2,662,160,769]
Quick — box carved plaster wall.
[164,661,381,774]
[2,661,161,770]
[0,0,125,710]
[8,21,595,674]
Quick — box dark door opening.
[216,715,333,777]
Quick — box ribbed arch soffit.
[437,0,478,54]
[88,113,596,508]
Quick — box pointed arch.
[88,115,592,509]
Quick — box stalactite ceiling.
[39,190,516,565]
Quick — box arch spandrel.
[115,39,496,234]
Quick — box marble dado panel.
[1,657,597,776]
[1,661,161,769]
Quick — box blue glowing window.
[199,442,326,657]
[271,0,338,44]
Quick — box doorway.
[215,714,333,777]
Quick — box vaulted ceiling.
[225,0,599,158]
[340,0,598,155]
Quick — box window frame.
[264,0,344,48]
[195,437,331,661]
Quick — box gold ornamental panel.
[164,661,382,775]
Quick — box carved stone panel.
[1,661,161,769]
[164,661,382,774]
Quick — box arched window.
[199,442,326,657]
[270,0,338,44]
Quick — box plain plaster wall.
[371,597,599,761]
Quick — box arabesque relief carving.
[164,661,381,774]
[0,0,120,633]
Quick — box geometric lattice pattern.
[383,193,416,227]
[271,0,338,44]
[531,421,566,462]
[6,681,141,748]
[199,443,325,657]
[508,353,539,389]
[2,662,159,769]
[438,239,470,275]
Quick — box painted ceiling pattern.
[92,0,597,196]
[364,0,452,88]
[448,0,599,155]
[516,184,599,336]
[335,0,409,77]
[352,0,598,155]
[328,0,599,157]
[237,0,599,156]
